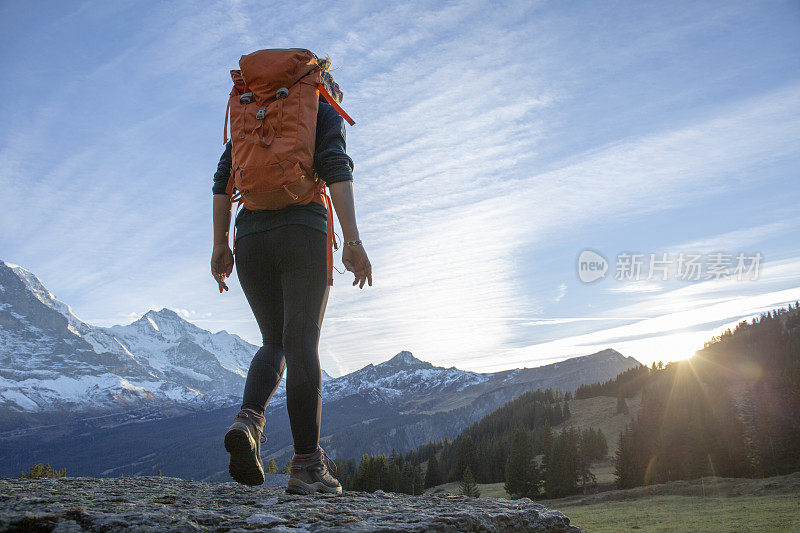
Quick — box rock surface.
[0,477,579,532]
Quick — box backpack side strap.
[223,98,231,144]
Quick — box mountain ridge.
[1,261,639,416]
[0,261,254,412]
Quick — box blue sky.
[1,0,799,376]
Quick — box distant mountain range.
[0,261,641,479]
[0,261,336,416]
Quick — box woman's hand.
[342,244,372,289]
[211,243,234,293]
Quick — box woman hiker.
[210,57,372,495]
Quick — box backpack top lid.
[238,48,319,100]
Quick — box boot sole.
[224,428,265,486]
[286,478,342,495]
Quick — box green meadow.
[426,472,800,532]
[555,494,800,532]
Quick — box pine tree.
[577,429,600,494]
[283,461,292,474]
[448,435,478,482]
[19,463,66,479]
[614,424,637,488]
[266,459,278,474]
[540,421,553,468]
[380,388,585,494]
[411,459,425,495]
[424,453,442,488]
[459,465,480,497]
[399,462,414,494]
[389,449,406,493]
[354,454,390,492]
[616,392,629,415]
[544,427,579,498]
[578,427,608,461]
[504,427,538,499]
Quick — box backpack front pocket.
[237,161,318,210]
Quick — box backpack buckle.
[255,108,266,120]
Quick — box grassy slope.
[543,472,800,533]
[554,393,642,456]
[427,474,800,532]
[423,394,799,531]
[556,494,799,532]
[424,392,641,497]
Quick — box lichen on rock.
[1,476,579,532]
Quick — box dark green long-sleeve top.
[212,101,354,242]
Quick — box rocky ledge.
[1,477,579,532]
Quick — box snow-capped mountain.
[311,348,638,416]
[0,261,263,412]
[320,351,487,405]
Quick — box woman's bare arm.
[211,193,233,292]
[328,181,359,242]
[328,181,372,288]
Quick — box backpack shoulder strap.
[316,84,355,126]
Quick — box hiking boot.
[224,408,266,486]
[286,447,342,495]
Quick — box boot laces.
[320,447,337,474]
[237,410,266,444]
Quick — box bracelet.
[343,239,362,247]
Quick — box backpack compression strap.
[320,186,338,286]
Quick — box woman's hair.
[315,53,343,104]
[316,55,332,72]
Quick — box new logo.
[577,249,608,283]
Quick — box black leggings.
[234,225,330,455]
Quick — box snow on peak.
[319,350,488,405]
[147,308,182,321]
[127,308,196,338]
[0,262,338,412]
[380,351,431,368]
[146,315,160,331]
[7,263,58,304]
[581,348,624,362]
[1,260,89,334]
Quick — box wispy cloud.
[322,82,800,370]
[1,0,799,375]
[666,221,796,255]
[493,257,800,370]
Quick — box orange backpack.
[223,48,355,285]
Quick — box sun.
[615,331,710,367]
